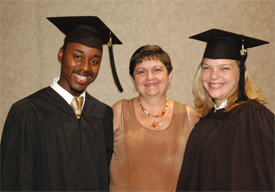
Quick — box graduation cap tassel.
[237,37,248,103]
[108,32,123,92]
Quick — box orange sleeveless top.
[110,99,192,191]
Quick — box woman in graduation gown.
[109,45,199,191]
[176,29,274,191]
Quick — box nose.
[79,59,91,71]
[147,71,155,80]
[210,69,219,79]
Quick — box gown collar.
[214,100,227,113]
[50,77,86,107]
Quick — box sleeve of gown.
[1,101,35,191]
[104,106,114,167]
[229,104,274,191]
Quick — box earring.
[168,82,171,89]
[133,87,137,93]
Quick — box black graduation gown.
[1,87,114,191]
[176,100,274,191]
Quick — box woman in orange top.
[110,45,199,191]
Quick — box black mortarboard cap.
[47,16,123,92]
[189,29,269,102]
[189,28,269,60]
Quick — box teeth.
[145,82,157,86]
[76,74,88,81]
[210,83,223,88]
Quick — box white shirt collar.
[50,77,86,107]
[214,100,227,113]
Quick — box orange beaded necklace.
[138,98,169,130]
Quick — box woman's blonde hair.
[193,60,266,117]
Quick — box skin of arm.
[186,105,200,131]
[112,100,123,132]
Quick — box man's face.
[58,42,102,96]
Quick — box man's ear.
[58,47,64,63]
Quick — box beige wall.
[1,0,274,137]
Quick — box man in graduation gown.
[1,16,122,191]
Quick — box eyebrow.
[94,55,101,59]
[74,49,84,53]
[135,67,145,71]
[201,62,232,66]
[74,49,102,59]
[153,65,163,68]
